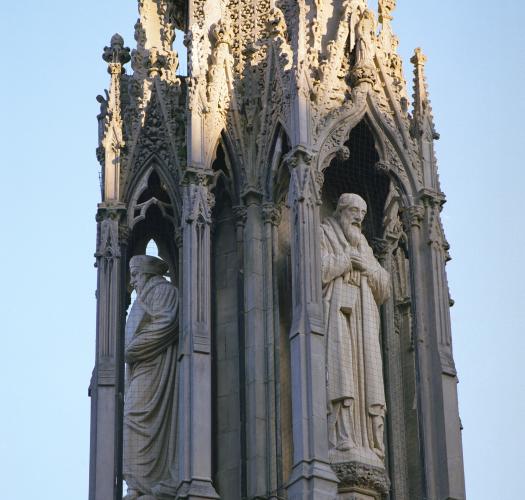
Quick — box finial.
[378,0,396,24]
[102,33,131,69]
[410,47,427,67]
[410,47,439,140]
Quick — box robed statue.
[321,194,390,466]
[123,255,179,499]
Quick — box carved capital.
[349,65,376,87]
[403,204,425,229]
[181,168,213,187]
[262,202,282,226]
[232,205,248,228]
[283,146,315,170]
[371,237,391,260]
[332,461,390,495]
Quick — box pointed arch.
[208,129,242,205]
[125,162,180,297]
[124,154,181,223]
[316,101,421,207]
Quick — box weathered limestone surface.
[321,195,390,485]
[89,1,466,499]
[123,256,179,498]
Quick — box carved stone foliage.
[332,462,390,495]
[402,204,425,231]
[226,0,272,73]
[131,0,181,83]
[262,202,282,226]
[122,81,183,191]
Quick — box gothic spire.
[99,34,130,201]
[410,47,439,140]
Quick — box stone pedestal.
[332,462,390,500]
[338,489,380,500]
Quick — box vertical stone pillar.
[403,198,465,500]
[89,203,128,500]
[231,204,248,499]
[90,34,130,500]
[285,148,339,500]
[242,191,275,498]
[262,202,284,498]
[421,191,466,500]
[176,172,220,500]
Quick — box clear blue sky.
[0,1,523,498]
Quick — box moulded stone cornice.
[418,187,446,208]
[180,167,214,186]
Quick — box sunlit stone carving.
[123,255,179,499]
[321,194,390,468]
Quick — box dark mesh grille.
[322,120,390,240]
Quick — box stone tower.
[89,1,465,499]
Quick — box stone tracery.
[89,2,466,499]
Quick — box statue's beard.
[340,216,362,249]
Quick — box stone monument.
[321,194,390,497]
[123,255,179,499]
[89,1,466,499]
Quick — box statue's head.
[129,255,169,293]
[335,193,367,237]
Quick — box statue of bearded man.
[123,255,179,499]
[321,193,390,466]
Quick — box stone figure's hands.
[350,254,370,276]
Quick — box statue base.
[332,461,390,500]
[337,488,380,500]
[329,446,384,468]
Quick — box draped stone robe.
[123,275,179,496]
[321,216,390,463]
